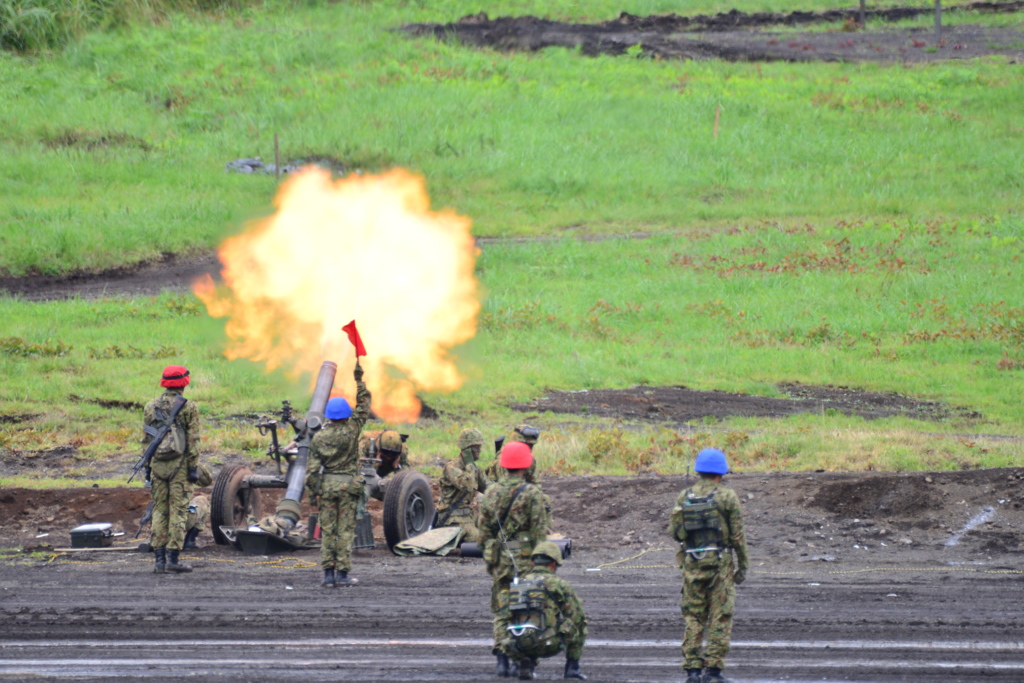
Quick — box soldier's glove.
[734,569,747,585]
[187,467,200,484]
[353,361,364,382]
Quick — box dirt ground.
[2,469,1024,680]
[514,382,983,425]
[404,2,1024,63]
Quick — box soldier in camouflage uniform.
[143,365,201,574]
[359,429,409,478]
[183,493,210,549]
[306,361,371,588]
[436,428,492,542]
[479,441,551,678]
[485,424,541,484]
[669,448,749,683]
[501,541,588,680]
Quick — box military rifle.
[134,500,155,539]
[129,395,188,484]
[435,490,469,529]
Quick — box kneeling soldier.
[436,428,492,542]
[670,448,749,683]
[503,541,587,680]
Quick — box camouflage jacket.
[438,451,491,513]
[518,565,588,639]
[142,389,200,476]
[669,478,749,572]
[479,477,550,576]
[306,379,371,494]
[359,430,409,478]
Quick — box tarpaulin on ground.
[393,526,464,556]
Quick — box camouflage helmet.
[378,430,403,453]
[457,428,485,450]
[530,541,563,565]
[511,424,540,446]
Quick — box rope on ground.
[594,547,674,569]
[245,557,319,569]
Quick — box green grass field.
[1,0,1022,481]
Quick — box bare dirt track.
[404,2,1024,63]
[3,470,1024,681]
[514,382,982,425]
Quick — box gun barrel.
[277,360,338,526]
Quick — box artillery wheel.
[211,464,262,545]
[383,469,435,552]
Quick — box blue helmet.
[325,397,352,420]
[694,448,729,475]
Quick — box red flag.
[342,320,367,357]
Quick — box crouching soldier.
[670,448,749,683]
[486,424,541,483]
[436,428,492,542]
[502,541,587,680]
[183,493,210,549]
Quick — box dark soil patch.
[41,129,150,152]
[404,3,1024,63]
[810,475,942,517]
[0,252,222,301]
[0,413,38,424]
[68,394,144,411]
[514,383,977,423]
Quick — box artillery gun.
[210,360,435,554]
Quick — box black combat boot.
[517,658,535,680]
[564,657,587,679]
[182,528,199,549]
[322,569,336,587]
[495,652,510,678]
[685,668,703,683]
[335,570,359,586]
[165,549,192,573]
[703,667,727,683]
[153,547,166,574]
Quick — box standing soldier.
[670,448,749,683]
[306,361,371,588]
[143,365,200,574]
[502,541,588,680]
[486,424,541,483]
[436,428,492,542]
[479,441,551,678]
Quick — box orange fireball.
[194,167,480,422]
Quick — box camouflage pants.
[319,490,360,571]
[186,494,210,532]
[508,627,586,664]
[150,460,190,550]
[443,510,481,544]
[491,574,512,651]
[681,556,736,671]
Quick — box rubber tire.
[382,469,435,552]
[211,464,261,545]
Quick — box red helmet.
[499,441,533,470]
[160,365,190,388]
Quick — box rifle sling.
[499,482,529,535]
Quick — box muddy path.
[2,471,1024,680]
[404,2,1024,63]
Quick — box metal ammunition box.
[70,522,114,548]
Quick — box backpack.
[146,398,188,461]
[506,577,561,657]
[680,489,725,556]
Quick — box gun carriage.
[210,361,435,553]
